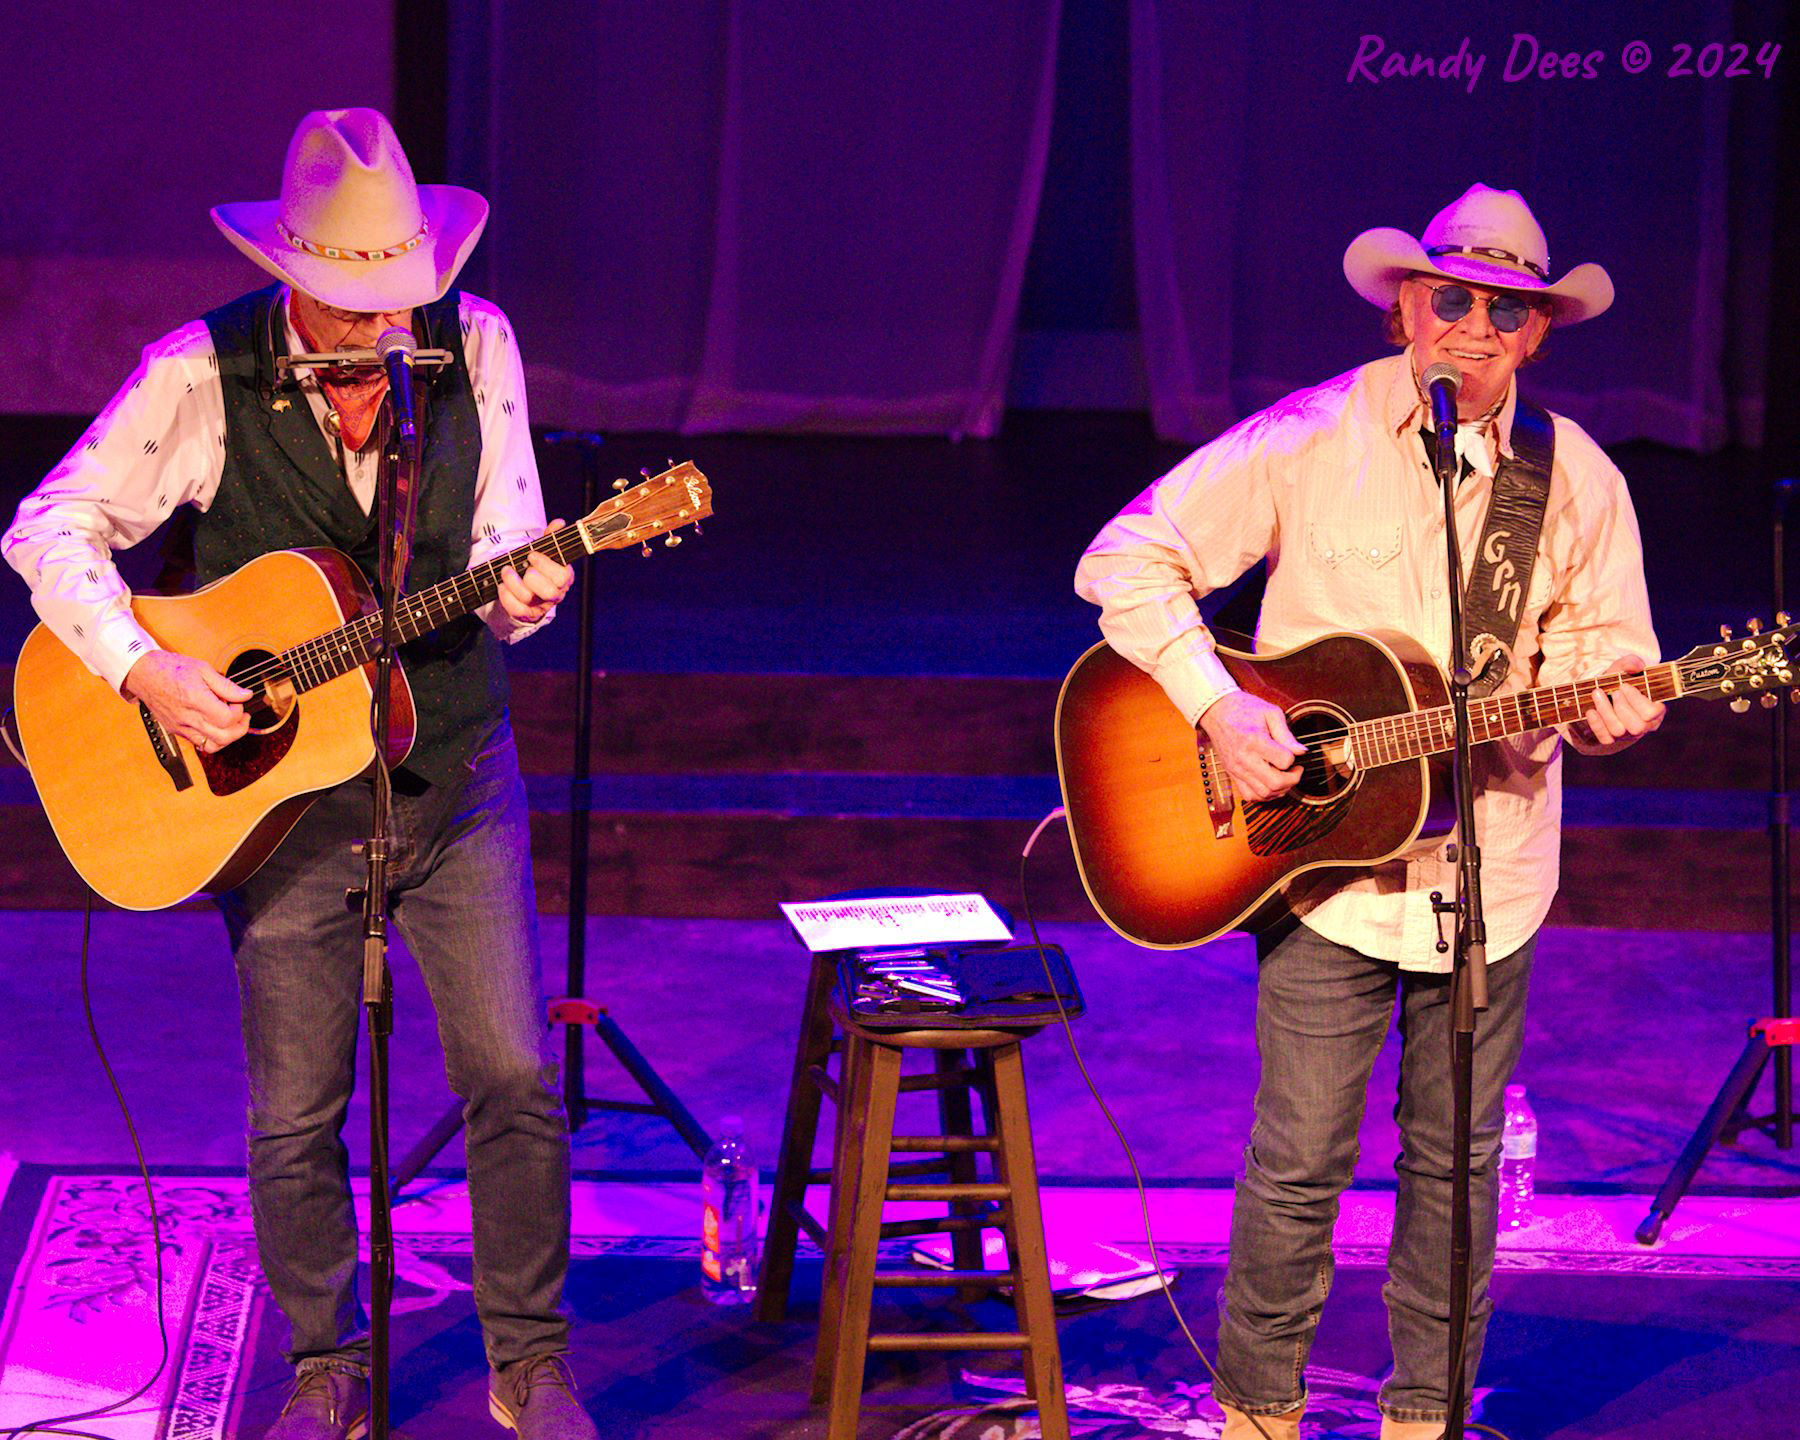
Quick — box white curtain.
[450,0,1062,437]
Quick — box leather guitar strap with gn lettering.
[1460,396,1554,697]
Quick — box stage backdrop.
[444,0,1780,447]
[1127,0,1779,451]
[1,0,1782,450]
[0,1,393,417]
[446,0,1061,438]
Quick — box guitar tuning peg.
[1721,624,1734,640]
[1763,693,1779,709]
[1748,617,1764,635]
[666,457,676,467]
[612,478,629,492]
[1779,611,1792,627]
[664,534,682,547]
[1731,697,1751,713]
[639,541,652,557]
[640,467,653,478]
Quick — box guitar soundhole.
[233,650,293,734]
[1241,703,1358,858]
[196,649,300,798]
[1287,703,1357,805]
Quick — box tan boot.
[1219,1401,1305,1440]
[1379,1418,1447,1440]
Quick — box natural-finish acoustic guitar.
[1055,622,1798,949]
[10,461,712,911]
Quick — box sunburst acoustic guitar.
[9,461,712,912]
[1055,621,1799,949]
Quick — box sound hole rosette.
[1284,699,1359,808]
[230,648,296,735]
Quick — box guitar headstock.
[576,461,712,555]
[1678,615,1798,711]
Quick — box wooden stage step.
[0,668,1788,931]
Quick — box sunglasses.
[1420,282,1542,334]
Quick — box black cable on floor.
[3,890,171,1440]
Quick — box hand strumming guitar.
[123,650,253,755]
[1199,689,1307,801]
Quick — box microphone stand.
[359,387,421,1440]
[1772,477,1794,1150]
[275,342,445,1436]
[1429,414,1488,1440]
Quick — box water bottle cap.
[1504,1084,1526,1098]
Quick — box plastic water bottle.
[1498,1084,1538,1230]
[701,1116,760,1305]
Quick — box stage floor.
[1,913,1795,1193]
[1,1165,1794,1439]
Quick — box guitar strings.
[214,519,596,694]
[1264,661,1709,784]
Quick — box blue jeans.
[218,718,570,1372]
[1216,921,1536,1424]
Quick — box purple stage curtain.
[1129,0,1777,450]
[449,1,1061,437]
[1,2,394,416]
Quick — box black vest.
[199,284,509,785]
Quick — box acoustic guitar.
[1054,621,1798,949]
[10,461,712,911]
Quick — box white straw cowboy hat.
[211,108,488,313]
[1343,183,1613,325]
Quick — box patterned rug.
[0,1164,1795,1438]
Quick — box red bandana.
[290,309,392,452]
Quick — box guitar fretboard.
[1347,663,1686,767]
[272,515,622,692]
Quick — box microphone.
[1421,361,1462,483]
[376,327,419,448]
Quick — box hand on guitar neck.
[1569,652,1665,752]
[123,650,253,756]
[1199,690,1307,801]
[492,519,575,629]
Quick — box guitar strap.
[1458,396,1555,696]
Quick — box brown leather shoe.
[1220,1400,1304,1439]
[265,1366,369,1440]
[488,1354,598,1440]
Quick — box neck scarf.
[290,308,392,452]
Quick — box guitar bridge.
[139,703,193,792]
[1197,734,1235,839]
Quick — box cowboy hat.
[211,108,488,313]
[1343,183,1613,325]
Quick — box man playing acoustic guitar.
[3,110,593,1439]
[1075,185,1662,1438]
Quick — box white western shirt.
[4,288,554,698]
[1074,350,1659,970]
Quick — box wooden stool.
[811,997,1068,1440]
[757,950,989,1324]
